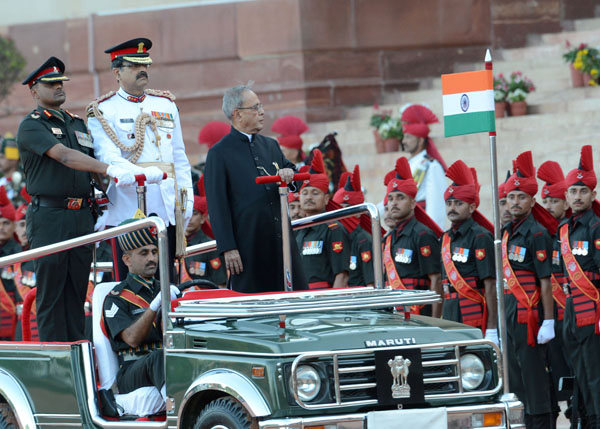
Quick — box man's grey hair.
[222,84,253,120]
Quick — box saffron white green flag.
[441,70,495,137]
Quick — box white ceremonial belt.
[136,162,175,179]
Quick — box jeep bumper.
[259,400,525,429]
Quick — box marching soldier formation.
[0,33,597,429]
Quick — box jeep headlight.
[460,353,485,390]
[291,365,321,402]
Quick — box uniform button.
[254,157,259,161]
[274,217,279,222]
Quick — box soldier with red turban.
[0,186,21,340]
[332,165,373,287]
[400,104,446,229]
[382,157,443,317]
[502,151,557,427]
[559,145,600,426]
[296,150,349,289]
[440,161,497,344]
[198,121,230,149]
[181,176,227,288]
[272,115,308,165]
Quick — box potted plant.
[370,105,392,153]
[378,117,403,152]
[507,72,535,116]
[493,74,509,118]
[563,41,587,87]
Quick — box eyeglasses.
[237,103,263,112]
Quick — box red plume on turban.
[532,203,560,236]
[444,160,477,204]
[538,160,567,200]
[15,187,31,222]
[0,186,15,221]
[566,145,597,190]
[504,151,538,197]
[332,165,364,205]
[301,150,329,193]
[385,157,418,199]
[194,175,208,214]
[20,187,31,204]
[198,121,230,148]
[272,115,308,150]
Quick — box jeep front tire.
[193,397,253,429]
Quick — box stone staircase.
[303,18,600,226]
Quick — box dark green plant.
[0,36,26,102]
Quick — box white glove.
[149,285,180,312]
[107,165,136,187]
[143,166,165,184]
[537,319,555,344]
[484,328,499,346]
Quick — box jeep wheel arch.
[0,369,36,429]
[179,369,270,428]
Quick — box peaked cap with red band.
[444,160,477,204]
[272,115,308,151]
[22,56,69,88]
[538,160,568,200]
[401,104,447,171]
[301,150,329,193]
[505,151,538,197]
[0,187,15,221]
[566,145,597,190]
[105,37,153,65]
[385,157,418,199]
[198,121,230,148]
[332,165,364,205]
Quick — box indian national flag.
[441,70,495,137]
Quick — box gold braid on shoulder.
[145,89,176,101]
[86,91,161,163]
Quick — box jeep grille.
[290,339,502,410]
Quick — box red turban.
[15,204,27,222]
[198,121,230,148]
[194,175,208,214]
[288,192,300,203]
[385,157,418,199]
[401,104,447,171]
[0,187,15,221]
[538,160,567,200]
[301,150,329,193]
[504,151,538,197]
[565,145,597,190]
[272,115,308,151]
[332,165,364,205]
[444,160,477,204]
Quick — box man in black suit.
[204,85,307,293]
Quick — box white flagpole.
[485,49,513,398]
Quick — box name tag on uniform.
[51,127,64,138]
[303,241,323,255]
[74,131,94,148]
[120,118,134,123]
[395,248,413,264]
[152,111,175,129]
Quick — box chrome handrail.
[184,203,384,289]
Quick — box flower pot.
[509,101,528,116]
[384,138,400,152]
[373,130,385,153]
[570,63,584,87]
[494,101,507,118]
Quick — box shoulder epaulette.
[145,88,176,102]
[86,91,115,118]
[418,230,428,236]
[29,111,41,119]
[64,110,82,120]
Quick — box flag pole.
[485,49,513,398]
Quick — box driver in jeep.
[102,219,178,406]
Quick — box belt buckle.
[66,198,83,210]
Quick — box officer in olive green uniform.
[16,57,133,341]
